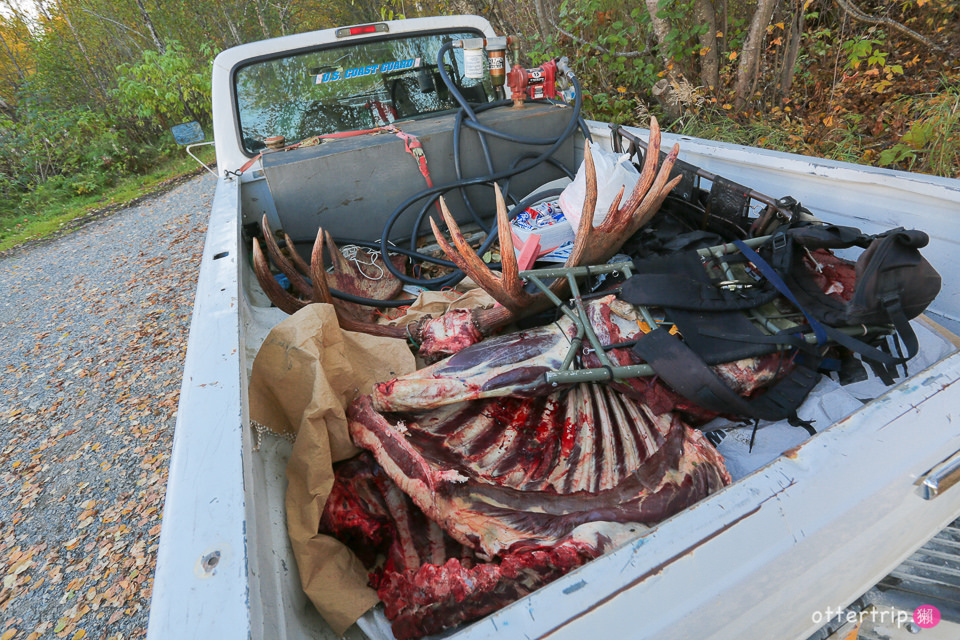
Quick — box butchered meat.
[348,389,730,559]
[327,295,800,638]
[321,453,647,640]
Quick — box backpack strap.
[736,238,918,373]
[632,329,821,431]
[622,251,778,312]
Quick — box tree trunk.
[254,0,271,39]
[220,1,243,46]
[0,96,17,121]
[55,0,110,105]
[644,0,678,75]
[133,0,166,53]
[0,30,24,82]
[779,0,804,98]
[733,0,780,110]
[693,0,720,90]
[273,2,292,37]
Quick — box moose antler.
[253,215,410,329]
[430,117,680,328]
[253,118,680,359]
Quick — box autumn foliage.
[0,0,957,240]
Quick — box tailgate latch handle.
[919,449,960,500]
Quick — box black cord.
[306,44,590,307]
[378,73,587,289]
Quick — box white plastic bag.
[558,147,641,229]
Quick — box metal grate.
[878,520,960,607]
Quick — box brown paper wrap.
[249,303,416,635]
[249,289,494,633]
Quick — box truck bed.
[147,120,960,640]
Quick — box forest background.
[0,0,957,249]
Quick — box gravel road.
[0,173,216,640]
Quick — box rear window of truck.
[234,30,495,154]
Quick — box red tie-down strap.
[387,127,434,189]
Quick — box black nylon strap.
[623,250,777,312]
[633,329,821,425]
[620,273,778,311]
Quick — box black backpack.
[619,223,942,427]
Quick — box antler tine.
[308,226,409,339]
[260,215,314,299]
[634,144,681,229]
[565,120,682,267]
[322,226,356,275]
[430,197,509,306]
[493,183,520,293]
[252,237,307,314]
[310,227,334,304]
[283,231,312,277]
[430,189,538,312]
[599,116,663,232]
[565,139,599,268]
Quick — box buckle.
[718,280,753,291]
[772,231,788,253]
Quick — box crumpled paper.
[249,303,415,635]
[248,290,492,635]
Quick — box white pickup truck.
[147,15,960,640]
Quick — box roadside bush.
[115,41,212,129]
[0,97,134,210]
[879,80,960,178]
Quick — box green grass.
[0,145,216,253]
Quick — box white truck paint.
[147,15,960,640]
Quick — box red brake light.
[336,23,389,38]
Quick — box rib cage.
[404,384,670,494]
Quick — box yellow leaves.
[1,629,17,640]
[728,51,738,61]
[823,115,835,127]
[616,86,627,94]
[70,631,86,640]
[722,104,733,110]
